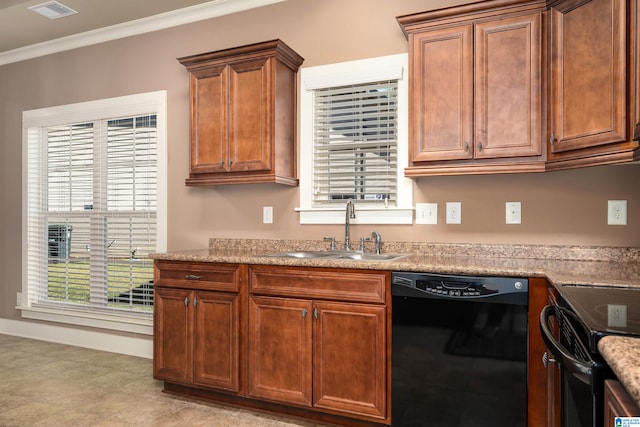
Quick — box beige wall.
[1,0,639,322]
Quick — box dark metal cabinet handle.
[478,141,483,152]
[464,142,469,152]
[302,308,308,319]
[550,135,557,145]
[193,298,198,308]
[184,297,189,307]
[185,275,201,280]
[313,308,319,319]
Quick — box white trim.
[296,207,414,225]
[298,53,413,225]
[18,305,153,336]
[0,0,286,65]
[0,318,152,359]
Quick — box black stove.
[540,284,640,427]
[556,285,640,352]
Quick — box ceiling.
[0,0,252,54]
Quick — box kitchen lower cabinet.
[153,261,242,393]
[248,297,387,418]
[604,379,640,426]
[248,265,390,424]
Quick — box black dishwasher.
[392,272,529,427]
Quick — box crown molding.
[0,0,286,66]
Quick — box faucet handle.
[359,237,371,253]
[323,237,337,251]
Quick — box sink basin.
[335,253,409,261]
[256,251,409,262]
[258,251,335,259]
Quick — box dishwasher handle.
[539,305,593,385]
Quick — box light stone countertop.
[150,239,640,288]
[599,336,640,409]
[150,239,640,404]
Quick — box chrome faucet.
[344,199,356,251]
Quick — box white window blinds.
[312,80,398,207]
[27,113,157,315]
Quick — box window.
[298,54,412,224]
[22,91,167,333]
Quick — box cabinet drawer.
[249,265,387,304]
[154,260,241,292]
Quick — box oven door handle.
[539,305,592,385]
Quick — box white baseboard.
[0,318,152,359]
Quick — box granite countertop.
[150,239,640,288]
[150,238,640,403]
[599,336,640,409]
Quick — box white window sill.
[18,305,153,335]
[296,207,413,225]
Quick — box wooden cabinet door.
[549,0,626,154]
[410,25,473,162]
[153,287,193,384]
[228,57,272,173]
[474,13,542,159]
[190,64,229,174]
[604,380,640,426]
[193,290,240,392]
[313,301,387,420]
[248,296,313,406]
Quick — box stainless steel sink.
[334,253,409,261]
[258,251,335,259]
[256,251,409,262]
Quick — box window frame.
[20,91,167,335]
[297,53,413,225]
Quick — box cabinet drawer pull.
[478,141,483,152]
[302,308,308,319]
[185,275,202,280]
[184,297,189,307]
[464,142,469,152]
[193,298,198,308]
[313,308,319,319]
[550,134,557,145]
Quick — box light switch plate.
[446,202,461,224]
[263,206,273,224]
[607,304,627,328]
[416,203,437,224]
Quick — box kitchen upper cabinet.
[547,0,640,169]
[247,265,389,424]
[178,40,303,186]
[153,261,242,393]
[398,2,545,176]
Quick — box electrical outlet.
[607,304,627,328]
[416,203,437,224]
[446,202,461,224]
[263,206,273,224]
[506,201,522,225]
[607,200,627,225]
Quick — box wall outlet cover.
[263,206,273,224]
[607,200,627,225]
[446,202,461,224]
[506,201,522,225]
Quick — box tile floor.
[0,334,317,427]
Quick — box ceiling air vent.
[29,1,77,20]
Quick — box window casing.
[298,54,412,224]
[21,91,167,333]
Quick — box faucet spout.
[344,199,356,251]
